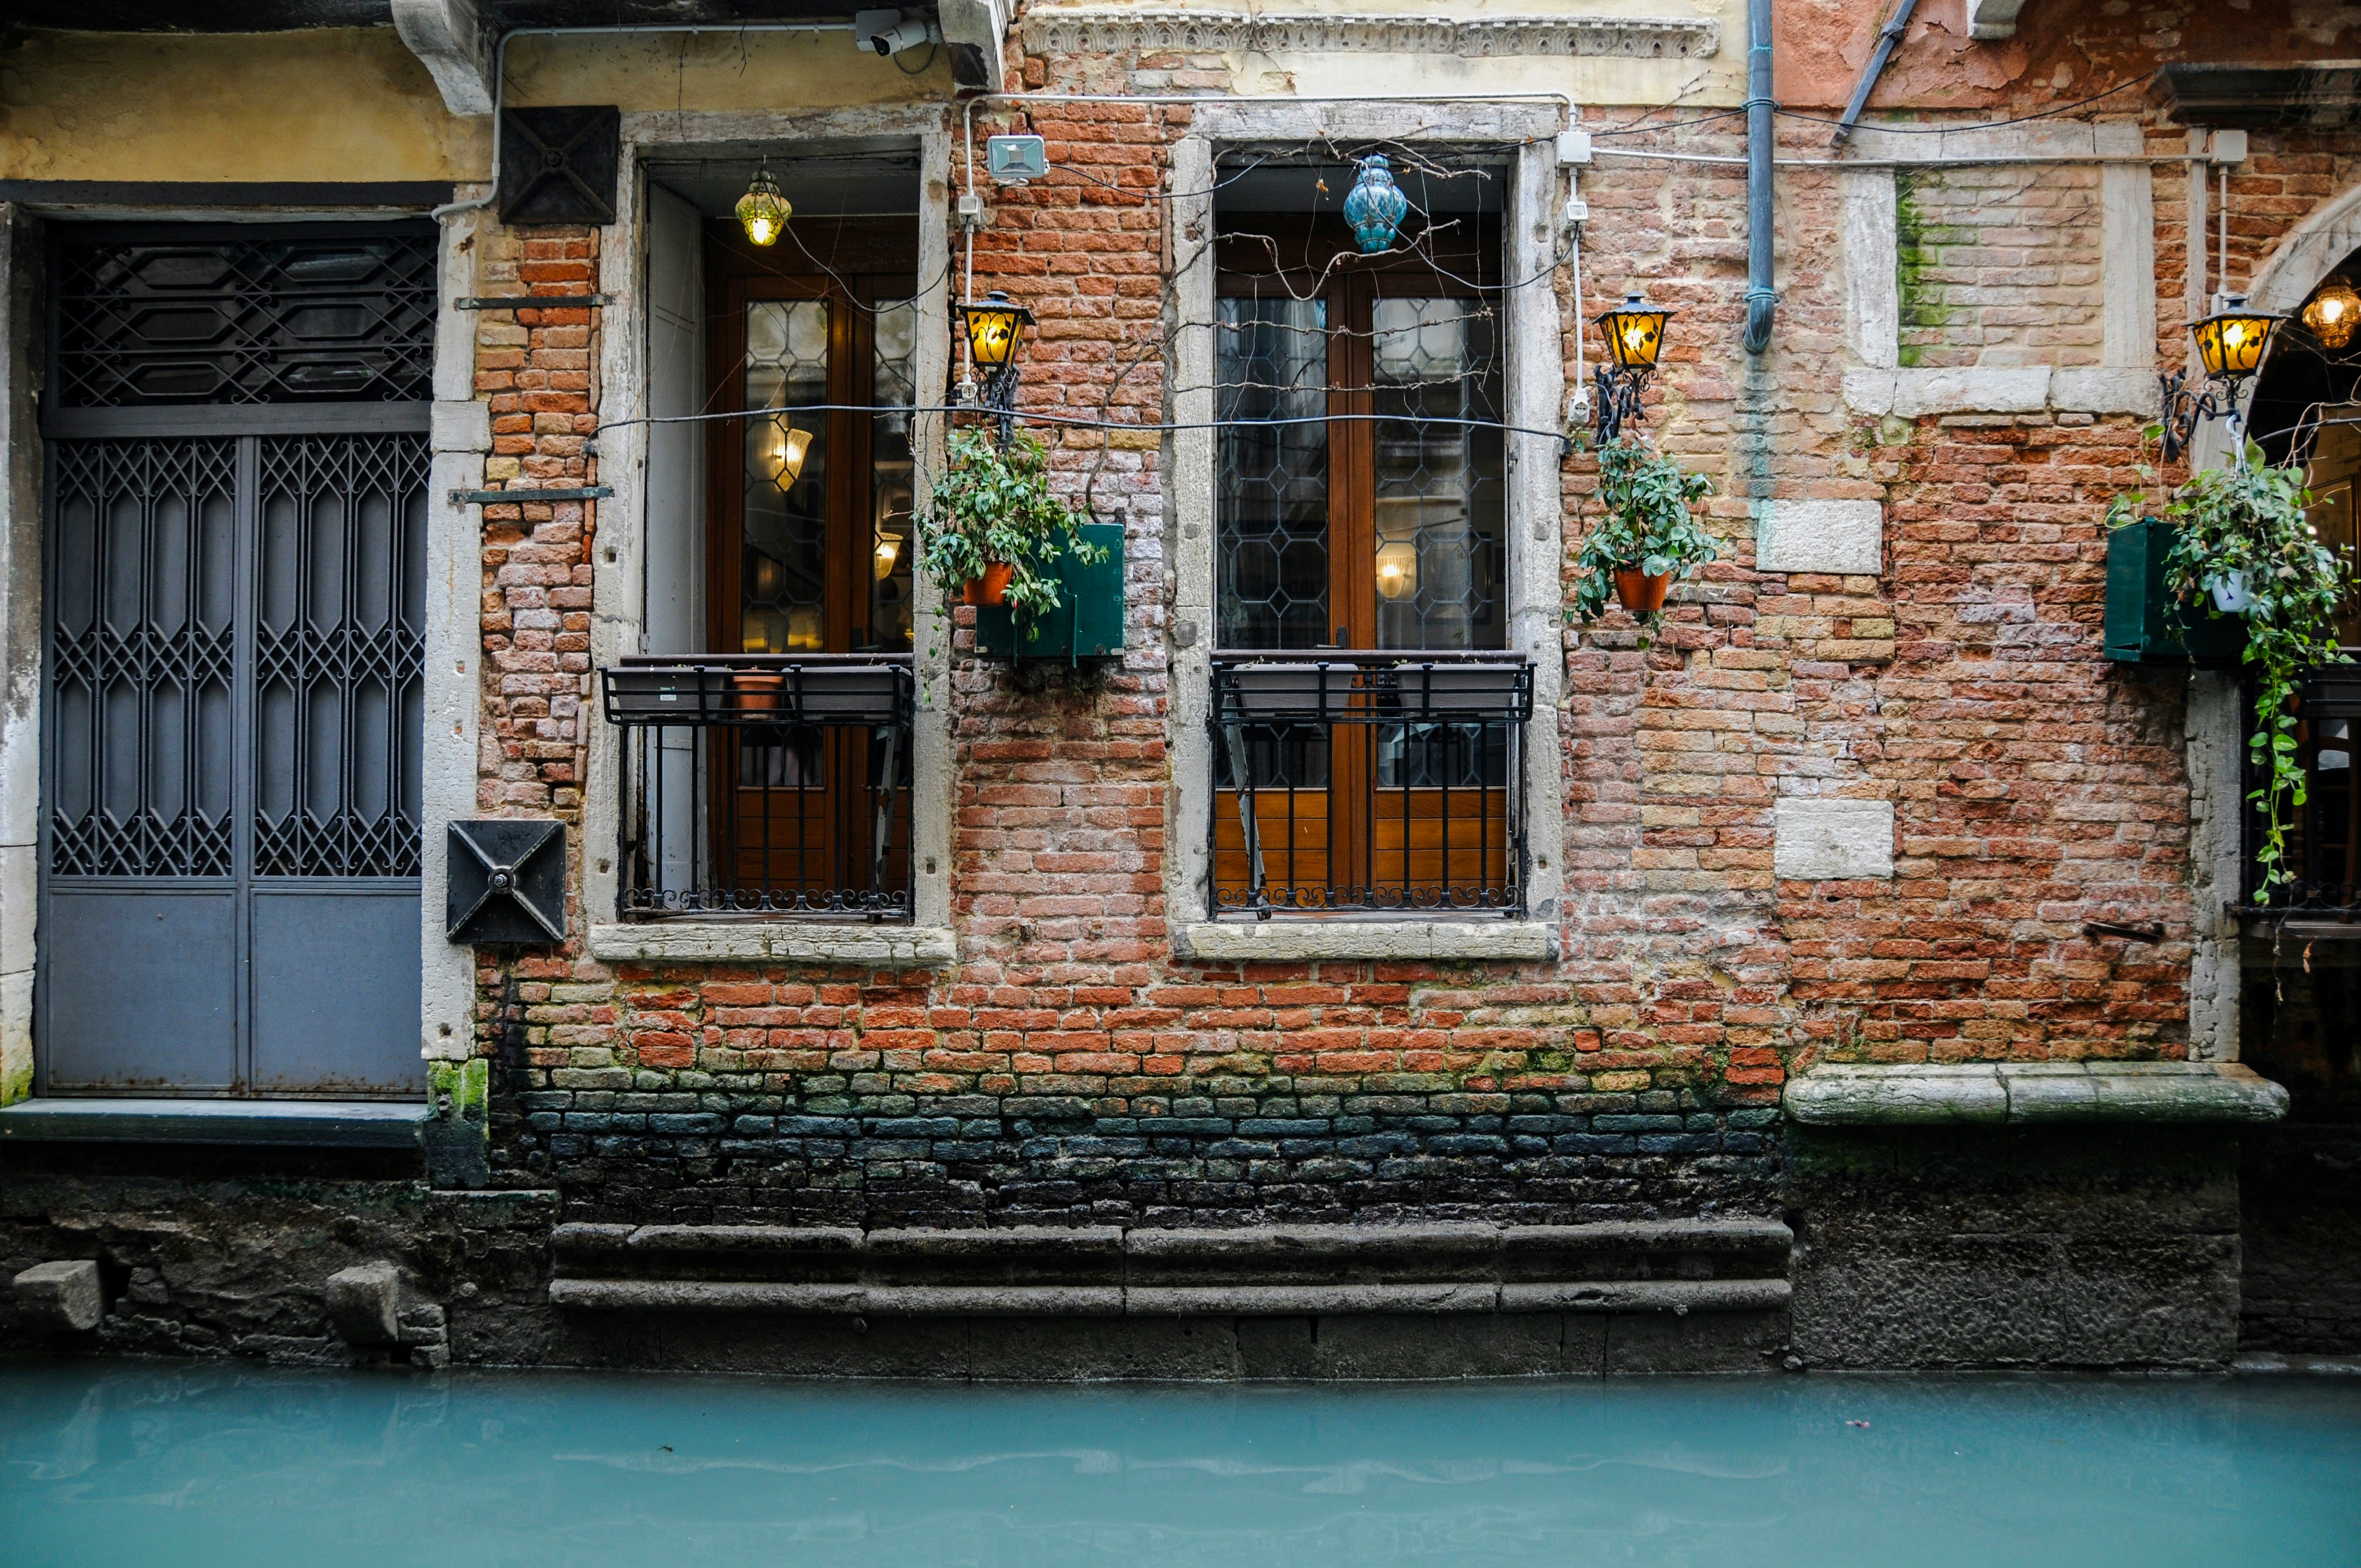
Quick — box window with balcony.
[1205,162,1528,919]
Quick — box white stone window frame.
[580,107,959,967]
[1163,103,1566,963]
[1838,121,2158,423]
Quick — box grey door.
[37,225,433,1097]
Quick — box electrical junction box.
[1555,129,1593,165]
[975,523,1125,662]
[987,135,1049,184]
[2208,129,2249,165]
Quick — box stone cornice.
[1021,9,1720,60]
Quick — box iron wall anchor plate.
[447,821,567,944]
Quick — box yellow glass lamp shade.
[1597,291,1671,370]
[2304,279,2361,350]
[959,290,1035,371]
[1375,539,1418,601]
[764,421,812,486]
[873,529,904,580]
[736,166,792,248]
[2189,297,2283,380]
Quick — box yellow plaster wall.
[0,28,954,186]
[0,29,482,183]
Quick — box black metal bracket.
[980,363,1021,448]
[447,821,567,944]
[2159,367,2248,463]
[454,295,610,310]
[2083,919,2166,944]
[450,487,612,505]
[1593,362,1651,446]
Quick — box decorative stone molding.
[1021,9,1720,59]
[391,0,495,117]
[586,922,959,967]
[1772,799,1895,881]
[1785,1061,2291,1125]
[1964,0,2032,40]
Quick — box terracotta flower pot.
[964,562,1016,606]
[735,671,786,712]
[1614,568,1671,616]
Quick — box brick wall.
[456,50,2324,1227]
[1896,164,2107,369]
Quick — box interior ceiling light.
[2304,279,2360,350]
[736,163,792,248]
[766,420,812,486]
[1343,154,1409,255]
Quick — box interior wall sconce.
[1375,538,1418,601]
[1344,154,1409,254]
[2159,293,2284,463]
[763,418,813,486]
[736,162,792,247]
[1592,291,1671,445]
[2303,277,2360,351]
[957,288,1035,447]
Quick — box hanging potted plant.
[1569,436,1719,631]
[2140,450,2351,899]
[916,426,1106,619]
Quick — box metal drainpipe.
[1834,0,1922,145]
[1742,0,1777,355]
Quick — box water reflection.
[1,1366,2355,1567]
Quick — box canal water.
[2,1364,2356,1567]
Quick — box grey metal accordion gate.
[37,224,432,1096]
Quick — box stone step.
[548,1218,1794,1315]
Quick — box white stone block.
[1890,366,2051,417]
[1756,499,1884,576]
[431,399,493,454]
[2051,368,2159,416]
[1774,798,1895,881]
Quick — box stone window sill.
[1177,919,1554,962]
[1783,1061,2289,1126]
[586,922,956,967]
[0,1097,428,1147]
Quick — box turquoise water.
[3,1365,2358,1567]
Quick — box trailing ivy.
[1568,436,1718,631]
[2113,450,2351,900]
[916,428,1105,630]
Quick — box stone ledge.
[1784,1062,2290,1126]
[0,1097,429,1147]
[1843,365,2161,418]
[549,1275,1791,1318]
[1178,920,1554,962]
[587,922,956,967]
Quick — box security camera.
[853,9,936,55]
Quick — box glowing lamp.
[1343,154,1410,255]
[1374,540,1417,601]
[2304,280,2360,350]
[764,420,812,486]
[2189,297,2282,382]
[736,165,792,248]
[1597,292,1671,371]
[873,529,904,580]
[959,290,1033,372]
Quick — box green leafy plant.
[1567,437,1718,628]
[916,427,1105,628]
[2111,447,2351,899]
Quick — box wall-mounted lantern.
[2303,278,2360,351]
[736,162,792,247]
[958,288,1035,446]
[1592,291,1672,444]
[1343,154,1409,254]
[2161,294,2284,462]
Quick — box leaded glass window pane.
[742,300,830,654]
[1217,297,1329,650]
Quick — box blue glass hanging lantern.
[1343,154,1408,254]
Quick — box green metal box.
[2104,517,2245,665]
[975,522,1126,662]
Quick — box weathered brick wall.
[1896,164,2107,370]
[457,50,2303,1227]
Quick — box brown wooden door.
[1211,216,1513,912]
[705,224,917,909]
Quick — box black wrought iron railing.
[601,655,915,920]
[1209,651,1532,919]
[2240,657,2361,924]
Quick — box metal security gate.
[37,224,433,1097]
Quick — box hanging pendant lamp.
[1343,154,1410,255]
[736,163,792,247]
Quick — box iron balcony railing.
[1209,650,1533,919]
[600,654,915,921]
[2240,657,2361,924]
